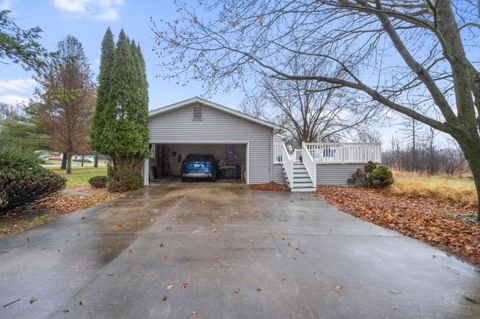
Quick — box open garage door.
[149,143,247,183]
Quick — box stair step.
[291,187,317,193]
[293,178,312,183]
[293,172,309,177]
[293,182,315,188]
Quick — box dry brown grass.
[389,170,477,207]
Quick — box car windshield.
[185,154,214,162]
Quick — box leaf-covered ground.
[316,186,480,266]
[249,182,290,192]
[0,188,120,239]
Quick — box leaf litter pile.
[250,182,289,192]
[316,186,480,266]
[0,189,120,238]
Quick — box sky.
[0,0,431,148]
[0,0,243,108]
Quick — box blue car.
[181,154,218,182]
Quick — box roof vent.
[193,105,203,121]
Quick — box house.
[143,97,381,192]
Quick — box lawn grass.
[390,171,476,206]
[50,166,107,188]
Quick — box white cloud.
[0,78,36,94]
[0,0,14,10]
[0,78,36,106]
[0,94,30,105]
[51,0,124,21]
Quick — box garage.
[144,97,281,185]
[149,143,247,181]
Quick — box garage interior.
[148,143,247,182]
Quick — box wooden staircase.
[283,161,317,192]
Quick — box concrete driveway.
[0,182,479,319]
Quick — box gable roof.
[149,97,280,130]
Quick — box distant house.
[144,97,381,192]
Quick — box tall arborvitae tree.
[95,29,149,191]
[91,28,114,156]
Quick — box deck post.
[143,158,149,186]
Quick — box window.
[193,105,203,121]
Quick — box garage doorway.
[149,143,247,183]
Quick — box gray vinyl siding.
[316,163,365,185]
[272,164,285,184]
[148,103,274,184]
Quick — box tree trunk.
[471,165,480,223]
[66,153,73,174]
[457,136,480,222]
[61,152,67,170]
[81,154,84,167]
[94,154,98,168]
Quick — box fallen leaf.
[116,224,124,229]
[250,182,289,192]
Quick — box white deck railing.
[281,143,293,188]
[304,143,381,163]
[273,143,283,163]
[301,143,316,187]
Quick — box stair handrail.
[281,143,293,188]
[302,142,317,187]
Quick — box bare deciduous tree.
[152,0,480,220]
[263,75,377,146]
